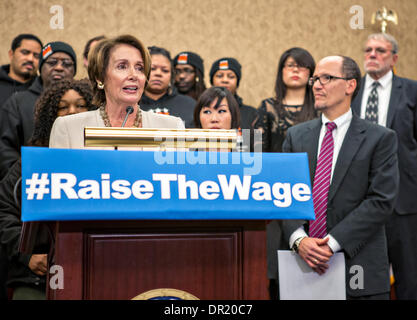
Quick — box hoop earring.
[195,76,199,82]
[97,81,104,90]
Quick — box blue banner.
[21,147,314,221]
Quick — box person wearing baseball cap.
[0,41,77,179]
[173,51,206,101]
[209,57,258,149]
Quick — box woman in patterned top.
[255,48,318,300]
[254,47,317,152]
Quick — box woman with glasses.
[254,47,318,300]
[254,47,317,153]
[140,46,197,128]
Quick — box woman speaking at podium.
[49,35,184,149]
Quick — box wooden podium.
[46,219,268,300]
[21,128,269,300]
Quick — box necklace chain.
[99,104,142,128]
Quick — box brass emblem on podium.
[371,6,398,33]
[132,288,199,300]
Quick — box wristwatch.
[292,236,306,253]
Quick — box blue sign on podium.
[21,147,314,221]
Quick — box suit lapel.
[386,75,403,128]
[304,119,322,184]
[328,115,366,202]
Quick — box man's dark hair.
[83,35,106,60]
[341,56,361,100]
[11,34,43,51]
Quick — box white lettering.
[49,5,64,30]
[131,180,154,199]
[349,265,364,289]
[101,173,110,199]
[153,174,177,199]
[111,180,132,199]
[199,181,220,200]
[292,183,311,202]
[218,175,251,200]
[51,173,77,199]
[252,182,272,201]
[178,175,199,199]
[78,180,100,199]
[49,265,64,289]
[349,5,364,30]
[272,182,292,207]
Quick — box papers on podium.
[278,250,346,300]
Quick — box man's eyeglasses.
[309,75,353,86]
[45,58,74,69]
[174,68,195,76]
[284,63,309,71]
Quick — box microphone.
[121,106,134,127]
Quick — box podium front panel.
[48,220,268,300]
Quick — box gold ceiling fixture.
[371,6,398,33]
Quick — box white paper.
[278,250,346,300]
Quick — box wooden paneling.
[50,220,268,300]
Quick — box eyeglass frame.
[308,74,353,86]
[283,63,309,71]
[44,58,74,69]
[363,47,396,55]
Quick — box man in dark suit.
[351,33,417,300]
[282,55,399,299]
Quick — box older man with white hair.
[352,33,417,300]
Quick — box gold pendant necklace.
[99,104,142,127]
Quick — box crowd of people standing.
[0,31,416,300]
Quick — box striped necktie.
[309,122,337,238]
[365,81,379,124]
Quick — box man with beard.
[0,34,42,107]
[0,34,43,300]
[173,51,206,101]
[0,41,77,179]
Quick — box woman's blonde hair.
[87,34,151,106]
